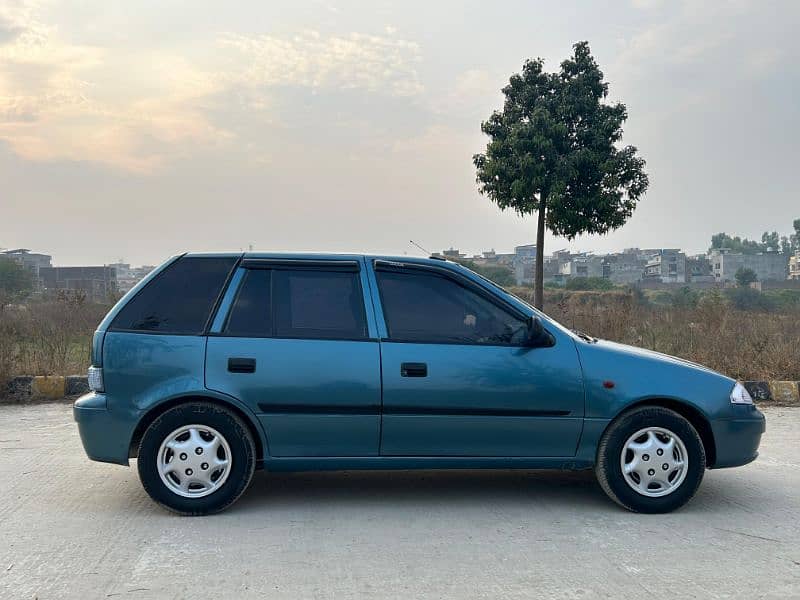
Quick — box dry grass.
[0,297,108,383]
[1,289,799,385]
[510,287,800,381]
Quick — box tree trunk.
[534,193,547,310]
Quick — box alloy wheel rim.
[157,424,232,498]
[620,426,688,498]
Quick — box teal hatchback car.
[74,253,765,515]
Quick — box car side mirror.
[524,316,555,348]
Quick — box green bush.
[724,287,775,311]
[670,286,700,309]
[764,289,800,310]
[565,277,614,291]
[456,260,516,287]
[651,291,673,305]
[0,257,34,302]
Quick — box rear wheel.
[137,402,256,515]
[596,406,705,513]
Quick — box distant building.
[39,266,118,302]
[107,262,155,293]
[542,256,562,282]
[559,254,604,279]
[469,250,499,267]
[511,244,537,285]
[708,249,788,282]
[603,248,647,284]
[514,244,537,259]
[1,249,52,289]
[686,254,714,283]
[643,249,686,283]
[437,248,466,259]
[788,250,800,281]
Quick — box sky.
[1,0,798,266]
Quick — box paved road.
[0,404,798,599]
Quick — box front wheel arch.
[603,398,716,467]
[129,394,266,464]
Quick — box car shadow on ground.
[231,468,613,513]
[119,459,764,516]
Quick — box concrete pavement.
[1,403,798,599]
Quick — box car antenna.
[409,240,430,255]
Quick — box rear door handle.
[401,362,427,377]
[228,357,256,373]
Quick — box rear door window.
[273,269,368,340]
[110,256,236,334]
[222,266,368,340]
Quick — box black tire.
[137,402,256,515]
[595,406,706,513]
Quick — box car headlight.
[730,382,753,405]
[87,366,104,393]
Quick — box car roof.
[183,251,454,266]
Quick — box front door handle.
[228,357,256,373]
[401,362,427,377]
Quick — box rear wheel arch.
[606,398,716,467]
[129,394,267,464]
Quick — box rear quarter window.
[110,256,237,334]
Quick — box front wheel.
[137,402,256,515]
[595,406,706,513]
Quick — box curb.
[743,381,800,405]
[2,375,87,404]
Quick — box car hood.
[587,338,729,379]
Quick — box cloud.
[0,6,425,173]
[614,1,788,75]
[217,30,423,97]
[0,1,232,172]
[609,0,794,118]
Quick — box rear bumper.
[73,393,133,466]
[709,407,766,469]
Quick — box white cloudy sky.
[1,0,798,265]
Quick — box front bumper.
[73,393,134,466]
[709,406,766,469]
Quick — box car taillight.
[88,366,104,393]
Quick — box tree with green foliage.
[710,233,765,254]
[734,267,758,288]
[473,42,648,309]
[712,219,800,255]
[761,231,780,252]
[0,257,34,303]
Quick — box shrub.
[565,277,614,291]
[0,298,108,378]
[724,287,775,311]
[670,286,700,309]
[456,260,516,287]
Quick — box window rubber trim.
[241,258,360,272]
